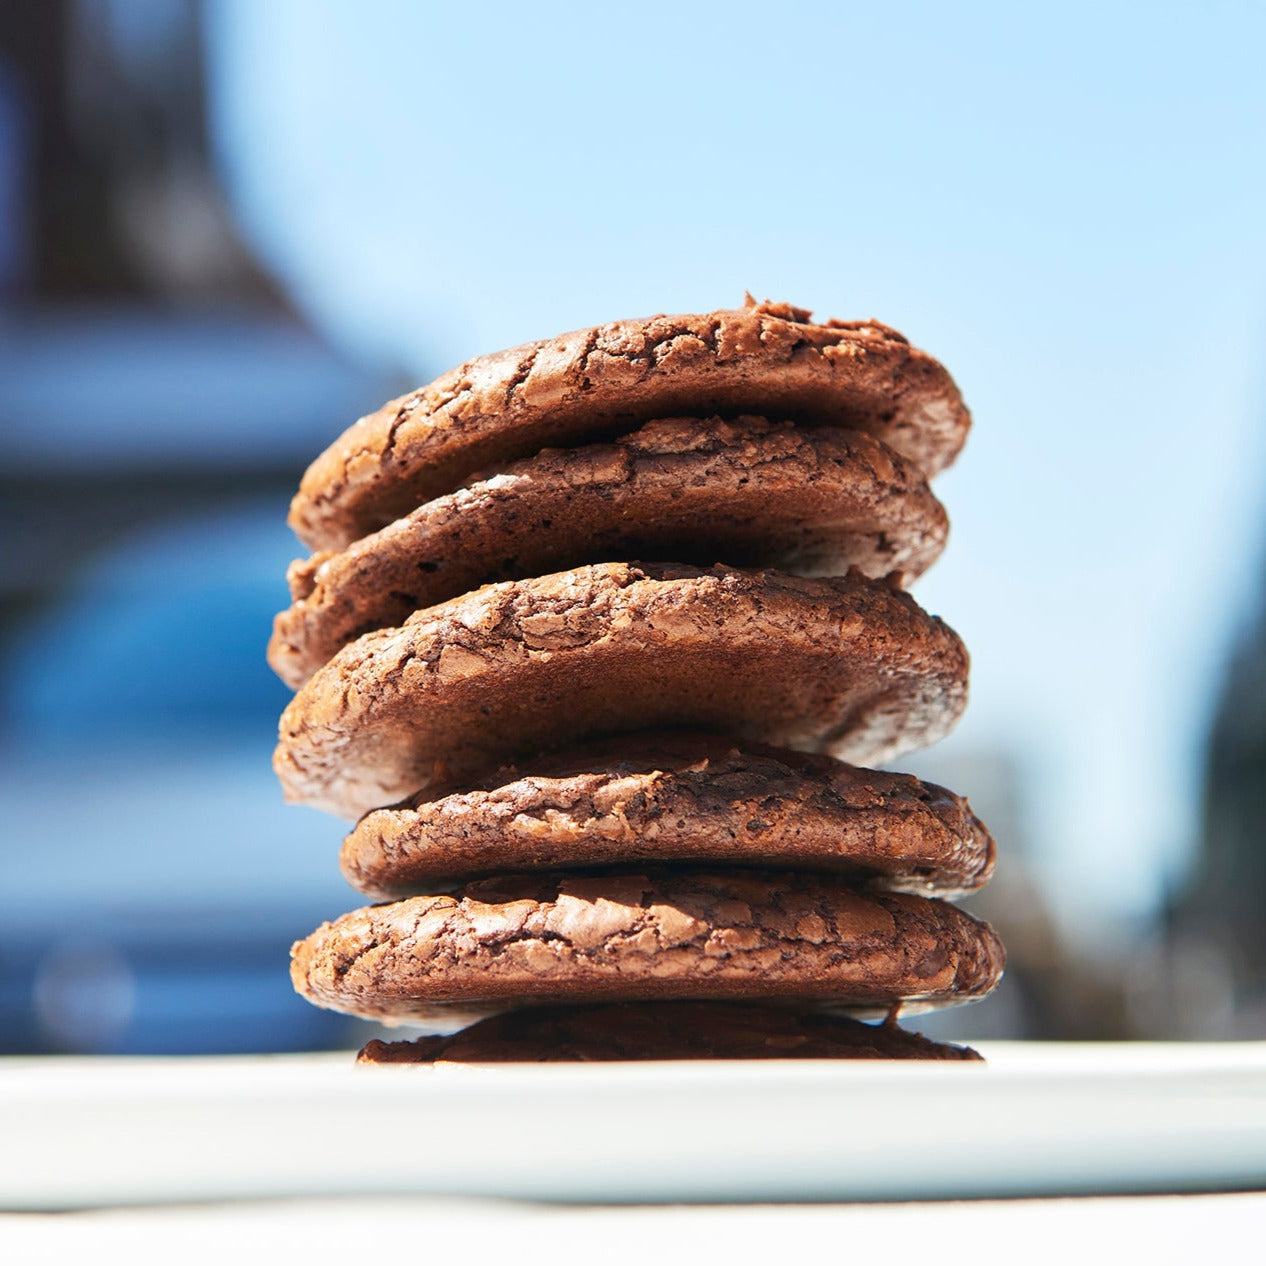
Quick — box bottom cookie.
[356,1002,981,1062]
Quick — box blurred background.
[1,0,1264,1053]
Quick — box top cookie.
[289,298,971,550]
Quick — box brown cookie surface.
[356,1002,982,1062]
[341,731,994,899]
[274,563,969,819]
[291,868,1004,1029]
[270,418,948,688]
[289,299,970,551]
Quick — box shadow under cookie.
[356,1001,982,1063]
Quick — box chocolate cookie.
[356,1002,982,1062]
[274,563,969,818]
[290,869,1004,1028]
[341,731,995,899]
[270,418,948,688]
[289,298,970,550]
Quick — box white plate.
[4,1042,1266,1210]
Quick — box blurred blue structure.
[0,0,402,1053]
[0,494,399,1056]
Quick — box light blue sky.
[206,1,1266,933]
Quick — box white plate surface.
[4,1042,1266,1210]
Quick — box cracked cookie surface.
[271,417,947,688]
[291,867,1004,1028]
[273,562,969,819]
[289,298,970,551]
[356,1001,982,1062]
[341,731,994,899]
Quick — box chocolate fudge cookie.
[341,731,994,899]
[356,1002,982,1062]
[289,298,970,550]
[274,563,969,818]
[270,417,948,688]
[291,868,1004,1028]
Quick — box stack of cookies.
[270,298,1004,1063]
